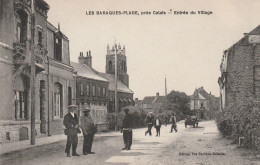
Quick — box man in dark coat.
[145,112,154,136]
[63,105,80,157]
[80,108,96,155]
[170,113,177,133]
[121,108,133,150]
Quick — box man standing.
[80,108,96,155]
[63,105,80,157]
[154,115,162,137]
[145,112,154,136]
[170,113,177,133]
[121,108,133,150]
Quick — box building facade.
[141,93,167,110]
[190,87,219,120]
[218,25,260,110]
[71,51,109,131]
[0,0,75,143]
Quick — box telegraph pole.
[114,42,118,131]
[30,0,36,145]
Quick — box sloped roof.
[142,96,166,104]
[98,72,134,94]
[71,62,108,82]
[142,96,156,104]
[190,87,210,100]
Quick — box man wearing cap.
[121,108,133,150]
[80,108,97,155]
[63,105,80,157]
[145,112,154,136]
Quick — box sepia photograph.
[0,0,260,164]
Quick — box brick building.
[0,0,76,143]
[190,87,219,120]
[218,25,260,110]
[71,51,109,131]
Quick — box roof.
[142,96,156,104]
[71,62,108,82]
[226,24,260,52]
[190,87,210,100]
[98,72,134,94]
[142,96,166,104]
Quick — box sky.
[45,0,260,99]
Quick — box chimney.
[156,92,159,97]
[78,51,92,67]
[78,52,85,64]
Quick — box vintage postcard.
[0,0,260,164]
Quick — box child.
[154,115,161,137]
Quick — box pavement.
[0,129,121,156]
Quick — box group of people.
[63,105,178,157]
[63,105,97,157]
[145,112,178,137]
[64,106,134,157]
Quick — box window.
[86,84,90,96]
[38,31,43,46]
[15,91,26,120]
[109,60,112,71]
[54,37,62,61]
[97,86,101,97]
[80,84,83,95]
[92,85,96,96]
[16,10,28,43]
[103,87,106,97]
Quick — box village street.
[1,120,259,165]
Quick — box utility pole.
[30,0,36,145]
[164,76,167,111]
[114,42,118,131]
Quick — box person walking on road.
[63,105,80,157]
[145,112,154,136]
[170,113,177,133]
[154,115,162,137]
[80,108,97,155]
[121,108,133,150]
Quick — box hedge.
[216,100,260,150]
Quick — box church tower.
[106,43,129,87]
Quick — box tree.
[166,90,191,117]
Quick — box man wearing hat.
[145,112,154,136]
[121,108,133,150]
[63,105,80,157]
[80,107,97,155]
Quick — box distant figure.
[63,105,80,157]
[80,108,97,155]
[121,108,133,150]
[145,112,154,136]
[164,115,169,126]
[170,113,177,133]
[154,115,162,137]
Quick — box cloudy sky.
[45,0,260,99]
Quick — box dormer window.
[54,36,62,61]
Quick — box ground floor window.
[15,90,27,120]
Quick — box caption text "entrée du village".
[86,10,213,16]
